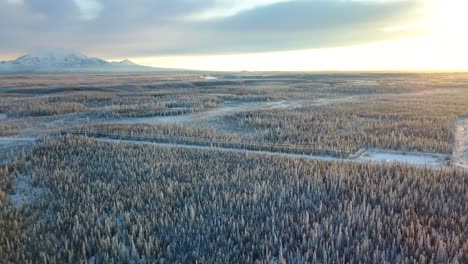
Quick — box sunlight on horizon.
[126,0,468,71]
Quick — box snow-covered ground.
[0,133,454,175]
[200,75,218,80]
[95,137,346,161]
[453,117,468,170]
[0,137,37,164]
[0,137,37,143]
[10,174,43,208]
[1,96,463,171]
[112,100,306,125]
[357,149,449,169]
[0,138,42,207]
[347,80,379,86]
[314,96,357,106]
[95,138,452,170]
[109,96,360,126]
[1,96,361,136]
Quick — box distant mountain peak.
[24,48,88,60]
[111,59,138,66]
[0,48,159,73]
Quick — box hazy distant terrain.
[0,49,162,73]
[0,72,467,263]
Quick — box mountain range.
[0,49,159,73]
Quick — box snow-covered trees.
[1,72,468,263]
[0,124,9,136]
[1,137,466,263]
[230,91,468,155]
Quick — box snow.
[95,138,452,170]
[10,174,43,208]
[0,96,461,171]
[110,96,364,127]
[357,149,448,168]
[453,117,468,170]
[314,95,359,106]
[347,80,379,86]
[0,137,37,143]
[111,59,137,66]
[15,49,104,68]
[0,137,37,164]
[0,137,37,154]
[0,48,149,72]
[111,100,306,125]
[200,75,218,80]
[95,137,343,162]
[168,106,191,111]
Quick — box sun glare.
[127,0,468,72]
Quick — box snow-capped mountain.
[111,59,138,67]
[0,48,155,73]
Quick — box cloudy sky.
[1,0,467,71]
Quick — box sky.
[1,0,467,71]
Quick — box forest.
[1,136,467,263]
[0,72,467,263]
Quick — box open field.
[0,72,467,263]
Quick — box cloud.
[73,0,102,20]
[180,0,426,53]
[184,0,292,20]
[0,0,431,58]
[6,0,23,5]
